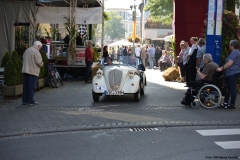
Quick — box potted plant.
[1,52,10,67]
[128,36,141,43]
[2,51,23,98]
[37,51,49,89]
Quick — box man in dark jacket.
[155,46,162,67]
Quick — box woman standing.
[217,39,240,109]
[177,42,186,82]
[103,45,109,58]
[187,37,198,82]
[141,46,147,67]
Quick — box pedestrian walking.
[155,46,162,67]
[117,46,121,62]
[135,45,141,58]
[102,45,109,58]
[141,46,147,67]
[177,42,186,83]
[182,41,191,87]
[217,39,240,109]
[196,38,206,80]
[187,37,198,82]
[147,44,156,69]
[85,40,93,83]
[22,41,44,106]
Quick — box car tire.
[92,90,100,102]
[134,85,140,102]
[140,82,145,95]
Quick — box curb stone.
[0,120,239,138]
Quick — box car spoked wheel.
[134,84,140,102]
[92,90,100,102]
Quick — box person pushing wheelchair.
[181,54,219,106]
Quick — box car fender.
[121,75,140,93]
[92,76,107,93]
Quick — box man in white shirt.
[135,45,141,57]
[22,41,43,106]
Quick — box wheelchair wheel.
[198,84,222,109]
[191,101,199,109]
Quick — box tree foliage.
[104,11,126,41]
[103,11,110,21]
[4,60,18,86]
[39,51,48,78]
[144,0,173,25]
[225,0,240,13]
[1,52,10,67]
[11,50,23,85]
[221,10,240,65]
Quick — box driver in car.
[105,57,113,65]
[129,56,136,66]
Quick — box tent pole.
[101,0,104,57]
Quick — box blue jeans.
[149,57,154,69]
[85,61,93,82]
[224,73,240,105]
[22,73,38,104]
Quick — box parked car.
[92,56,146,102]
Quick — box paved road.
[0,69,240,137]
[0,126,239,160]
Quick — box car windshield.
[100,56,140,68]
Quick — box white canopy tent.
[108,39,138,47]
[164,34,174,42]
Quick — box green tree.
[144,0,173,25]
[4,60,18,86]
[105,11,125,41]
[1,52,10,67]
[11,51,23,85]
[225,0,240,12]
[40,51,48,78]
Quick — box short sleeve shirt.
[196,45,206,68]
[201,61,219,80]
[183,47,190,65]
[225,49,240,77]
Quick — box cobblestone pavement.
[0,69,240,137]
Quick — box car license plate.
[105,90,124,95]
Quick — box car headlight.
[96,69,103,78]
[128,70,134,78]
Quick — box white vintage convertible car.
[92,56,147,102]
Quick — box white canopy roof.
[164,34,174,42]
[108,39,138,47]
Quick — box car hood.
[103,65,137,75]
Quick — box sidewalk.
[0,69,240,138]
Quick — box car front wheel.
[92,90,100,102]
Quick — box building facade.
[140,0,173,47]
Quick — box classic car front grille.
[108,69,123,91]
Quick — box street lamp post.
[130,0,137,55]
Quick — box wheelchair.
[182,71,225,109]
